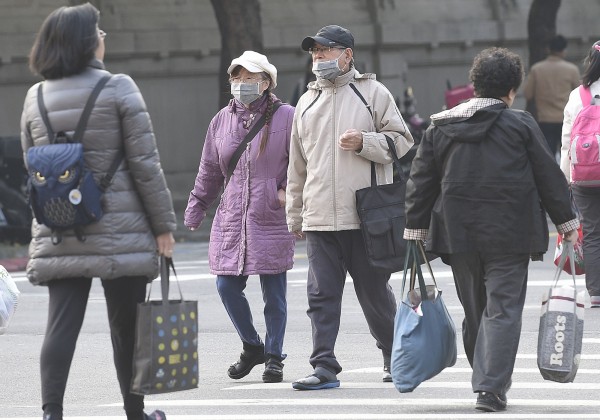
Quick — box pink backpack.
[570,85,600,186]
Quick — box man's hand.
[339,129,363,152]
[563,229,579,245]
[293,230,304,239]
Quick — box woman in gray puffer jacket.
[20,4,175,420]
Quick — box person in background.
[184,51,295,383]
[289,56,315,106]
[561,40,600,309]
[404,47,578,412]
[523,35,580,159]
[20,3,176,420]
[286,24,414,390]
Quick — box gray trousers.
[448,252,529,395]
[572,186,600,297]
[305,230,397,374]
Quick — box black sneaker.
[228,342,265,380]
[262,356,284,383]
[475,392,507,412]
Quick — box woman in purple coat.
[184,51,295,383]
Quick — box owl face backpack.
[26,75,121,244]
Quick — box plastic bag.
[554,227,584,275]
[0,265,20,334]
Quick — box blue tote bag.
[391,241,457,393]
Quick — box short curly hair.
[469,47,524,99]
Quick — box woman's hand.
[156,232,175,257]
[277,188,286,207]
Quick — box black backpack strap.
[225,101,282,185]
[72,75,112,143]
[76,75,122,192]
[99,152,123,192]
[37,83,56,143]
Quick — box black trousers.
[305,230,397,374]
[448,252,529,396]
[539,122,562,159]
[572,185,600,297]
[41,276,148,419]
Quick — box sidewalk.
[0,222,210,273]
[0,243,28,272]
[0,220,560,273]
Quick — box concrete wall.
[2,0,600,224]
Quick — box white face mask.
[231,82,262,105]
[312,51,346,80]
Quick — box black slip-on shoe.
[262,357,284,383]
[228,343,265,380]
[382,365,393,382]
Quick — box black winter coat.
[405,101,575,260]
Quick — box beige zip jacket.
[286,68,414,232]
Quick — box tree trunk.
[210,0,264,109]
[526,0,561,114]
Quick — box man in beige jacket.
[523,35,580,159]
[286,24,414,390]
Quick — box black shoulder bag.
[351,83,411,274]
[225,102,282,186]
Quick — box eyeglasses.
[308,46,345,55]
[229,76,266,84]
[98,29,107,39]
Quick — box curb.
[0,257,28,272]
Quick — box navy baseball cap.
[301,25,354,51]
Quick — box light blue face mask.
[231,82,262,105]
[312,51,346,80]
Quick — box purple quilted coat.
[184,94,295,275]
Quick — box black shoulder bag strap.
[349,82,405,185]
[37,75,122,192]
[225,101,282,186]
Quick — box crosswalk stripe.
[344,366,600,374]
[221,381,600,390]
[135,398,600,407]
[5,415,600,420]
[7,265,588,288]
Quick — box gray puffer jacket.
[20,61,177,285]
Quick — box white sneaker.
[591,295,600,308]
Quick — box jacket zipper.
[238,142,251,275]
[332,87,337,229]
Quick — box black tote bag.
[130,257,199,395]
[355,137,409,273]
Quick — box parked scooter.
[0,136,31,244]
[397,87,429,180]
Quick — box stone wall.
[1,0,600,229]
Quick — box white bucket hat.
[227,51,278,88]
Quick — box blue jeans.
[216,273,287,359]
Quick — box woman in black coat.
[404,47,578,413]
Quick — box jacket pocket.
[265,178,282,211]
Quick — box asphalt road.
[1,236,600,420]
